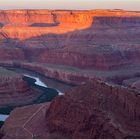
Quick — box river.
[0,115,8,121]
[0,67,74,122]
[7,67,73,94]
[23,74,64,95]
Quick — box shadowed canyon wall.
[1,80,140,138]
[0,68,39,108]
[0,10,140,139]
[45,80,140,138]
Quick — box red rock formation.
[1,103,50,139]
[45,80,140,138]
[1,79,140,138]
[0,10,140,71]
[0,61,139,87]
[0,10,140,39]
[0,61,98,85]
[0,47,25,61]
[0,68,40,108]
[0,9,140,139]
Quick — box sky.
[0,0,139,11]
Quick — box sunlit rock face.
[0,10,140,83]
[0,10,140,71]
[0,10,140,139]
[0,10,139,39]
[0,10,140,138]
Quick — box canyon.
[0,10,140,71]
[0,9,139,138]
[0,67,40,108]
[1,80,140,138]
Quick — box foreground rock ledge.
[1,80,140,139]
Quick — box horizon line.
[0,8,139,12]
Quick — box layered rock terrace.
[0,67,40,108]
[0,9,139,71]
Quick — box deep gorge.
[0,9,140,138]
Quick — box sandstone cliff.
[0,67,40,108]
[0,9,140,139]
[0,10,140,71]
[45,80,140,138]
[1,79,140,138]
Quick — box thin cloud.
[0,0,139,11]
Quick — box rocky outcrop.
[0,10,140,71]
[0,47,25,61]
[0,61,96,85]
[1,103,50,139]
[1,79,140,138]
[0,61,140,87]
[0,9,140,139]
[46,80,140,138]
[0,67,40,108]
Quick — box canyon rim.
[0,8,139,139]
